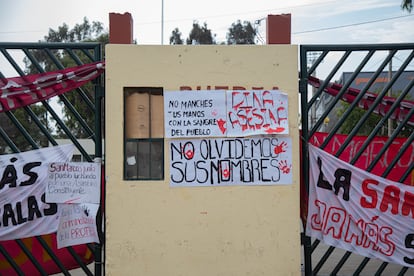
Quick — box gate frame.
[0,42,105,275]
[299,43,414,275]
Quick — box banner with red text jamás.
[0,62,104,112]
[306,144,414,268]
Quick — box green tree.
[336,103,383,136]
[25,17,108,73]
[336,94,412,137]
[402,0,412,12]
[186,22,215,45]
[169,28,184,45]
[24,17,108,138]
[44,17,108,43]
[0,104,51,153]
[226,20,256,45]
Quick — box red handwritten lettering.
[361,178,414,218]
[380,185,400,215]
[228,90,283,132]
[310,199,395,256]
[402,191,414,217]
[361,179,378,208]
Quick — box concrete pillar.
[109,12,134,44]
[266,14,291,44]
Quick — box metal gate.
[300,44,414,275]
[0,42,104,275]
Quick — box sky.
[0,0,412,125]
[1,0,413,46]
[0,0,413,80]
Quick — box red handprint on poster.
[220,163,231,179]
[274,141,288,155]
[278,160,291,174]
[181,143,195,160]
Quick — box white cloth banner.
[57,203,99,249]
[306,144,414,268]
[0,145,74,241]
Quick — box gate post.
[109,12,134,44]
[267,13,314,276]
[266,14,291,44]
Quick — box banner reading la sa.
[306,144,414,268]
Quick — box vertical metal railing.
[300,43,414,275]
[0,42,104,275]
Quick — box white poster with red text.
[227,90,289,136]
[306,144,414,268]
[164,90,289,138]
